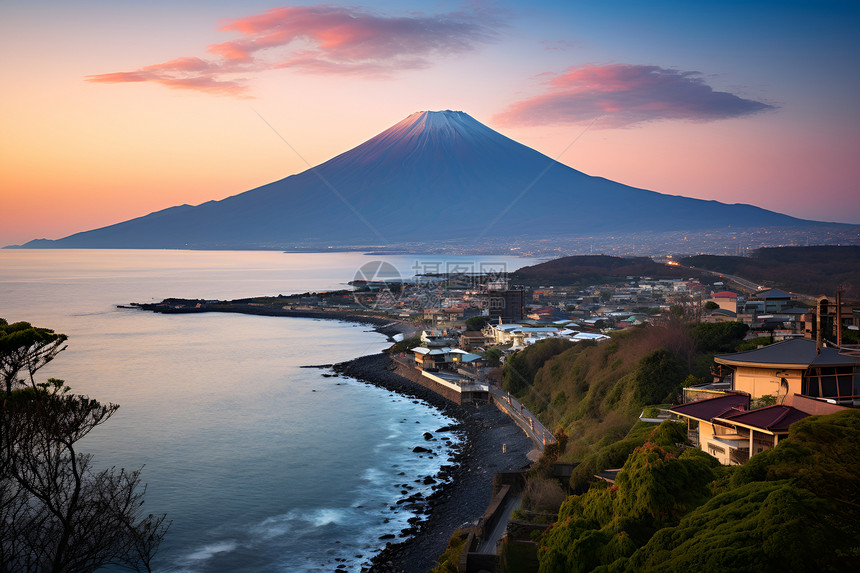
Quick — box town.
[138,252,860,571]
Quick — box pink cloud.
[87,5,496,96]
[494,64,776,128]
[87,57,248,97]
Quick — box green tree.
[540,443,716,573]
[690,321,749,353]
[704,301,720,310]
[622,481,830,572]
[484,347,502,367]
[465,315,488,331]
[502,339,575,395]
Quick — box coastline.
[132,300,534,572]
[130,300,415,337]
[336,354,532,573]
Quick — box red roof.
[711,291,738,298]
[670,393,750,422]
[715,405,809,433]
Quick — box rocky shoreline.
[132,300,533,572]
[336,354,533,573]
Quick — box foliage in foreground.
[537,410,860,573]
[1,318,169,572]
[428,529,470,573]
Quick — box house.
[486,289,525,322]
[805,295,860,345]
[412,346,450,370]
[712,338,860,405]
[411,346,482,371]
[670,393,751,464]
[747,288,794,313]
[707,291,739,313]
[421,329,457,347]
[671,393,846,465]
[702,308,738,324]
[460,330,489,350]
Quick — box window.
[802,366,857,399]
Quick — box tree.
[0,319,68,395]
[1,321,169,572]
[484,347,502,367]
[704,301,719,310]
[691,321,749,353]
[465,315,488,331]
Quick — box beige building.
[672,393,846,465]
[706,290,739,313]
[713,338,860,405]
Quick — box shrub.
[522,477,568,514]
[428,529,470,573]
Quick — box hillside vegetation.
[502,322,747,467]
[511,255,699,287]
[681,245,860,300]
[537,409,860,572]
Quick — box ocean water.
[0,250,534,572]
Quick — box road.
[478,494,522,554]
[489,387,554,456]
[682,265,762,293]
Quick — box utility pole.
[836,289,842,347]
[816,297,823,354]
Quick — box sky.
[1,0,858,246]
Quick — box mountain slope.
[18,110,824,249]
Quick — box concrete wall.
[391,361,463,404]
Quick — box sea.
[0,249,536,572]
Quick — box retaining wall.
[392,361,463,404]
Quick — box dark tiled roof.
[709,309,737,317]
[750,288,793,299]
[715,405,809,433]
[714,338,860,368]
[670,394,750,422]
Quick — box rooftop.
[750,288,793,299]
[670,393,750,422]
[714,405,810,434]
[714,338,860,368]
[711,291,738,298]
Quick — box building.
[712,338,860,405]
[671,393,846,465]
[411,346,482,371]
[746,288,794,313]
[706,291,739,313]
[487,289,525,323]
[805,295,860,345]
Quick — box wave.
[184,540,239,562]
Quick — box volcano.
[18,110,821,249]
